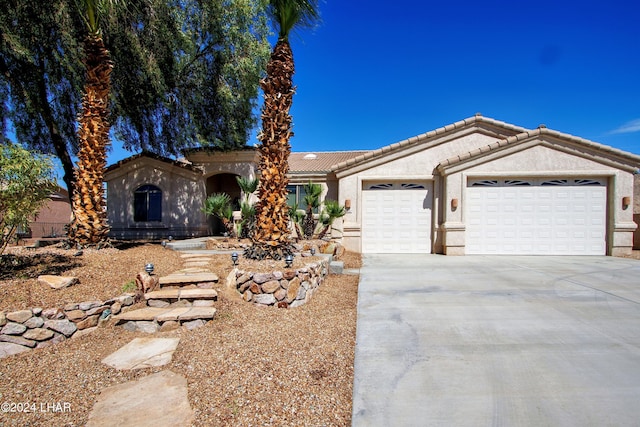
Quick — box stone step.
[159,272,219,286]
[113,306,216,323]
[145,288,218,301]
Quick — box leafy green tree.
[1,0,270,196]
[0,143,56,255]
[249,0,320,259]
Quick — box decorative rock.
[297,286,307,301]
[148,299,171,308]
[290,300,305,308]
[118,295,135,306]
[22,327,54,341]
[283,270,296,280]
[280,279,290,290]
[66,310,87,321]
[277,301,289,308]
[86,306,108,316]
[243,290,253,302]
[23,316,44,329]
[102,337,180,370]
[136,321,159,333]
[274,288,287,301]
[42,308,64,319]
[136,271,160,293]
[286,278,301,303]
[252,272,275,284]
[64,303,79,311]
[86,370,194,427]
[6,310,33,324]
[72,326,98,339]
[44,319,77,337]
[0,312,5,327]
[110,302,122,315]
[236,272,252,285]
[122,321,137,332]
[192,300,215,307]
[254,293,276,305]
[38,275,79,289]
[249,283,260,294]
[79,300,103,311]
[76,315,99,330]
[0,334,36,348]
[160,321,179,332]
[1,322,27,335]
[183,319,205,330]
[272,271,284,280]
[0,342,30,358]
[32,307,43,316]
[261,280,281,294]
[196,282,216,289]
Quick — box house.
[20,187,72,240]
[104,115,640,256]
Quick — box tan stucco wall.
[105,158,206,239]
[440,143,637,256]
[338,132,501,252]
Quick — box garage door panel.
[362,183,432,253]
[466,179,606,255]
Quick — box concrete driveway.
[352,255,640,427]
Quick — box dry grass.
[0,243,361,426]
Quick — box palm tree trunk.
[248,38,295,259]
[68,34,112,246]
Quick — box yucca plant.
[315,199,347,239]
[302,181,322,239]
[236,176,259,238]
[288,202,305,241]
[203,193,235,237]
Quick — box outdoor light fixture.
[168,235,173,241]
[161,240,167,248]
[451,198,459,210]
[231,252,239,266]
[310,247,316,255]
[622,196,631,209]
[145,263,154,275]
[344,199,351,210]
[285,254,293,268]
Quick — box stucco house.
[104,115,640,256]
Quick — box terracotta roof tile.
[288,151,371,173]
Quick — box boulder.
[0,334,36,348]
[23,317,44,329]
[6,309,33,324]
[1,322,27,335]
[22,327,54,341]
[44,319,77,337]
[261,280,281,294]
[38,275,78,289]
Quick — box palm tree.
[67,0,116,247]
[302,181,322,238]
[203,193,235,237]
[247,0,320,259]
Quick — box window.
[134,185,162,222]
[287,184,319,213]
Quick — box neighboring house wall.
[28,188,72,239]
[634,173,640,249]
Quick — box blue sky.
[105,0,640,166]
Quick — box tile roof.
[330,114,529,172]
[437,126,640,170]
[288,151,371,173]
[105,152,202,174]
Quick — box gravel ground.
[0,243,360,426]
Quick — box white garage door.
[466,178,607,255]
[362,182,432,253]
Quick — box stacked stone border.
[231,258,329,308]
[0,294,135,354]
